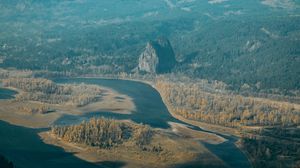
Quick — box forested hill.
[173,17,300,91]
[0,0,299,91]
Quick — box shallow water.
[0,121,111,168]
[0,88,17,99]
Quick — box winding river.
[0,78,251,168]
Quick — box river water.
[0,88,17,99]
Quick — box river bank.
[0,82,135,128]
[64,76,252,167]
[0,77,251,167]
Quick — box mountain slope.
[0,0,299,91]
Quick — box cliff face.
[138,38,176,74]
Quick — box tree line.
[155,80,300,127]
[240,128,300,168]
[51,118,153,149]
[0,154,14,168]
[18,103,52,115]
[2,78,102,107]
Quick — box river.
[0,78,251,168]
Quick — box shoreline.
[78,76,242,136]
[0,83,136,128]
[73,76,253,167]
[0,76,252,167]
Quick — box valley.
[1,71,300,167]
[0,77,233,167]
[0,0,299,167]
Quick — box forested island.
[52,118,154,149]
[44,117,216,167]
[3,78,102,107]
[0,75,135,128]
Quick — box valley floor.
[0,78,229,168]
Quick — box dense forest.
[0,0,299,92]
[153,76,300,167]
[0,154,14,168]
[172,17,300,92]
[155,79,300,127]
[240,127,300,168]
[2,78,102,107]
[52,118,154,149]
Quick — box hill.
[0,0,299,92]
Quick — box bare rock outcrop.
[138,38,177,73]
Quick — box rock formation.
[138,38,177,73]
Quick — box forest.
[152,76,300,167]
[155,79,300,127]
[0,154,14,168]
[2,78,102,107]
[51,118,154,149]
[0,0,299,92]
[240,127,300,168]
